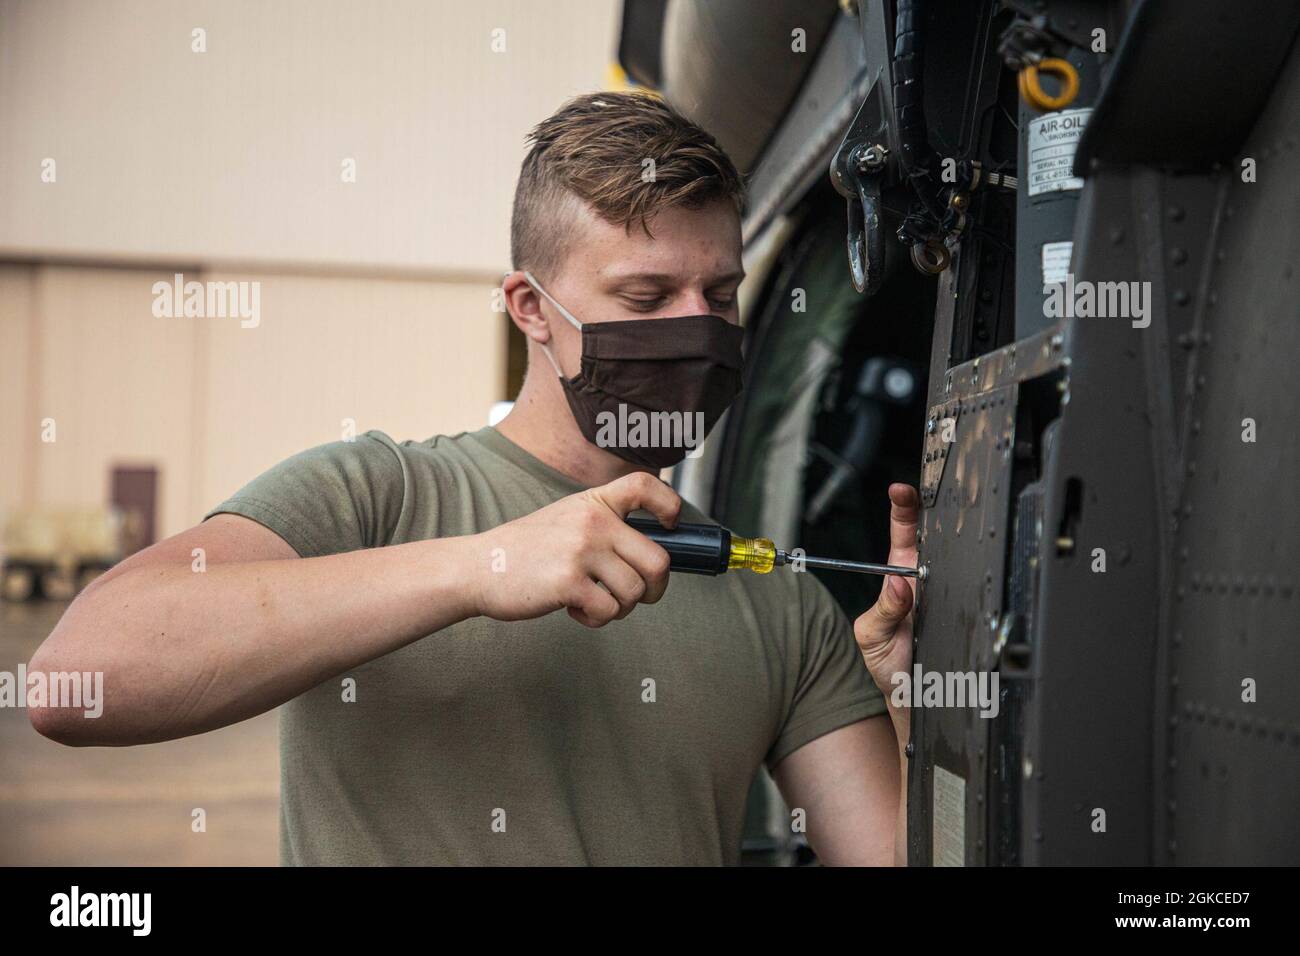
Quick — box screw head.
[858,143,889,172]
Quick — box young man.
[29,92,918,866]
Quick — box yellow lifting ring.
[1018,58,1079,111]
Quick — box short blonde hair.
[510,91,744,277]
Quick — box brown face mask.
[524,272,745,469]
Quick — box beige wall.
[0,0,619,273]
[196,269,506,520]
[0,267,36,526]
[1,263,506,540]
[0,0,618,543]
[5,265,201,540]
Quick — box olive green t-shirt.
[206,427,885,865]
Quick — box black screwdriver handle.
[624,517,732,575]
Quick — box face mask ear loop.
[537,340,567,378]
[523,271,583,330]
[522,271,583,379]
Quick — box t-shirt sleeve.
[203,431,407,558]
[765,574,889,770]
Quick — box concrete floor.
[0,600,278,865]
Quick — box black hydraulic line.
[891,0,943,226]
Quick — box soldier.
[29,92,917,867]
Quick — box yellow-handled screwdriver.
[626,517,926,581]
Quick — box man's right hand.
[468,471,681,628]
[28,471,680,746]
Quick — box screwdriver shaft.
[777,550,925,579]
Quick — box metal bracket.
[920,400,960,508]
[830,86,890,295]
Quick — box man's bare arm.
[774,484,921,866]
[772,715,901,866]
[27,472,679,747]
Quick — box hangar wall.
[0,0,619,543]
[0,263,507,540]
